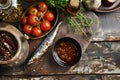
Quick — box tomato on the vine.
[28,7,38,16]
[23,24,32,35]
[32,27,42,37]
[21,16,28,25]
[28,15,39,25]
[44,11,54,22]
[37,11,43,18]
[38,2,48,12]
[40,20,51,32]
[21,1,55,38]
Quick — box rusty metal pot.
[0,22,29,68]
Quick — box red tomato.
[28,15,39,25]
[38,2,48,12]
[44,11,54,22]
[21,16,28,25]
[32,27,42,37]
[28,7,38,16]
[23,24,32,34]
[40,20,51,32]
[37,11,43,18]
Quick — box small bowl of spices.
[52,37,82,67]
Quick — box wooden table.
[0,1,120,79]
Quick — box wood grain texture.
[92,12,120,41]
[1,0,120,76]
[24,11,99,75]
[0,11,99,75]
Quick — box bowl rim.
[95,3,120,13]
[52,37,82,67]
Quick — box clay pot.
[0,22,29,68]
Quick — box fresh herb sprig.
[45,0,69,8]
[66,13,93,38]
[45,0,93,37]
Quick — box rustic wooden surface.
[0,11,99,75]
[0,0,120,79]
[24,11,99,75]
[0,75,120,80]
[0,0,99,76]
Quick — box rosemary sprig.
[66,15,89,38]
[45,0,93,38]
[45,0,69,8]
[76,13,94,35]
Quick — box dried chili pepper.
[0,35,12,51]
[0,33,16,49]
[0,31,18,60]
[0,47,8,56]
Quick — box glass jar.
[0,0,23,22]
[66,0,80,16]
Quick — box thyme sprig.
[66,13,93,38]
[45,0,93,38]
[45,0,69,8]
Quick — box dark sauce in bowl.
[0,31,18,61]
[57,41,77,62]
[53,37,82,67]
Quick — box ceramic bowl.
[95,1,120,12]
[52,37,82,67]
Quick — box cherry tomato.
[38,2,48,12]
[28,7,38,16]
[21,16,28,25]
[37,11,43,18]
[40,20,51,32]
[23,24,32,34]
[28,15,39,25]
[44,11,54,22]
[32,27,42,37]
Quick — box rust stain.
[32,58,38,63]
[46,42,48,46]
[114,15,120,21]
[106,36,120,41]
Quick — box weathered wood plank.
[92,12,120,41]
[0,75,120,80]
[69,41,120,74]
